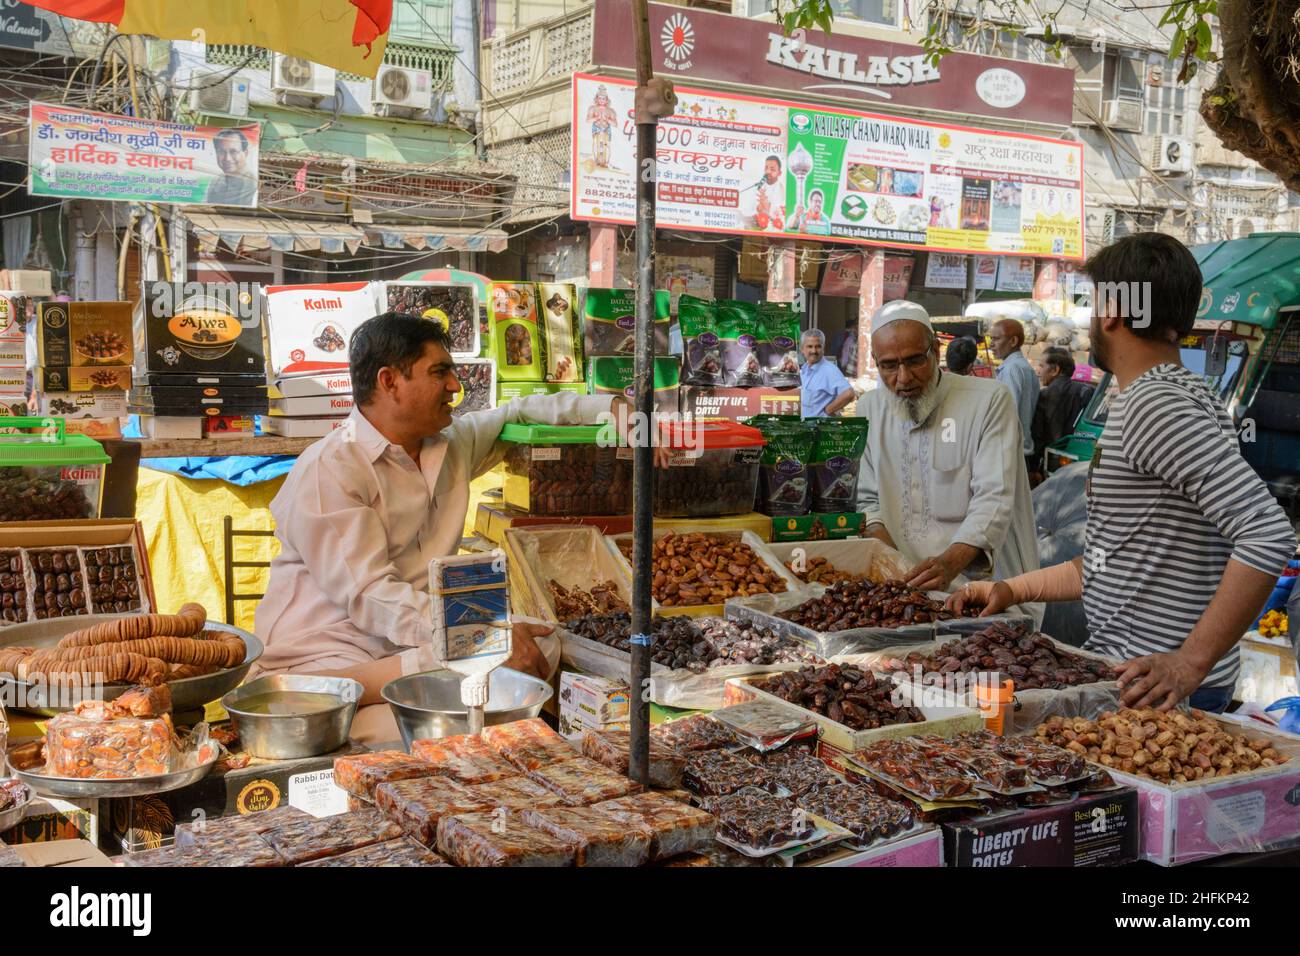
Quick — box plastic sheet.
[581,730,686,789]
[258,808,403,865]
[591,791,716,861]
[648,714,738,753]
[298,837,451,867]
[437,810,575,867]
[521,805,651,866]
[505,527,632,625]
[409,734,518,784]
[45,711,171,778]
[374,776,493,845]
[332,750,439,799]
[527,755,643,806]
[480,718,575,771]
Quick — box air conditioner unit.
[1102,97,1144,132]
[271,53,336,101]
[372,65,432,115]
[188,72,250,117]
[1152,135,1193,174]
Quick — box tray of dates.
[909,734,1043,796]
[701,785,851,858]
[849,738,990,804]
[795,780,923,850]
[724,663,983,752]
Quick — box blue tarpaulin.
[126,415,295,486]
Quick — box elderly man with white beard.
[855,300,1040,593]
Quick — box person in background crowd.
[945,336,979,375]
[799,328,856,418]
[830,319,859,375]
[1031,346,1094,472]
[254,313,642,743]
[952,233,1296,713]
[988,318,1039,477]
[855,301,1039,592]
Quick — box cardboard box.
[474,501,774,546]
[136,281,266,375]
[0,519,157,609]
[769,512,866,542]
[268,372,353,399]
[587,356,680,415]
[0,393,29,416]
[128,399,268,417]
[31,366,132,393]
[681,385,801,422]
[0,366,24,393]
[451,357,495,418]
[817,512,865,539]
[204,415,256,438]
[0,269,52,296]
[1,795,98,845]
[943,788,1141,867]
[264,281,377,378]
[378,281,480,357]
[34,391,128,419]
[63,418,123,440]
[138,415,202,439]
[0,296,24,363]
[496,381,586,403]
[34,301,133,369]
[267,393,355,417]
[13,839,113,867]
[134,371,266,387]
[132,384,267,404]
[795,827,944,867]
[558,670,630,739]
[259,415,349,438]
[770,515,816,542]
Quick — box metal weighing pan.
[0,614,262,715]
[10,749,220,799]
[383,667,553,750]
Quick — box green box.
[587,356,681,416]
[768,513,865,541]
[496,381,587,403]
[816,512,866,539]
[770,514,817,542]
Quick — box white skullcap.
[871,300,932,334]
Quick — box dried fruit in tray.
[779,579,960,631]
[410,733,518,784]
[520,805,651,867]
[683,748,773,796]
[702,787,814,853]
[746,747,841,796]
[618,532,789,607]
[992,733,1090,784]
[696,617,824,668]
[374,776,494,845]
[332,750,438,799]
[480,718,575,771]
[465,774,570,811]
[912,736,1034,793]
[549,579,629,618]
[796,782,915,847]
[298,837,451,867]
[853,739,979,802]
[591,791,716,861]
[437,810,576,867]
[526,755,643,806]
[751,664,924,731]
[711,698,817,751]
[890,621,1115,689]
[43,711,172,779]
[174,805,311,846]
[581,729,685,790]
[784,556,863,587]
[655,844,767,867]
[563,613,720,672]
[649,714,738,753]
[257,808,403,865]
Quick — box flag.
[21,0,392,76]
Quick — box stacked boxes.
[0,294,26,416]
[30,300,134,438]
[264,372,354,437]
[489,281,584,405]
[581,288,678,417]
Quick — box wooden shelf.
[126,436,320,459]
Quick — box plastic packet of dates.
[701,786,849,858]
[711,698,818,752]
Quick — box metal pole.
[628,0,674,786]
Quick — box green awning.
[1192,232,1300,330]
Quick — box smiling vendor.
[799,328,856,418]
[254,312,633,743]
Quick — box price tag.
[531,447,562,461]
[288,769,349,818]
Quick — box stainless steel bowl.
[222,674,361,760]
[382,668,553,750]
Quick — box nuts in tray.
[702,787,814,852]
[549,579,629,618]
[890,621,1115,689]
[780,579,960,631]
[29,548,87,620]
[785,556,864,586]
[0,469,93,521]
[1034,709,1289,783]
[649,714,739,753]
[504,443,631,516]
[796,782,915,846]
[617,532,788,606]
[653,456,756,517]
[752,664,925,730]
[0,549,27,623]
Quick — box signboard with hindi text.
[29,103,261,207]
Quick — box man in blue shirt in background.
[989,318,1039,475]
[800,328,856,418]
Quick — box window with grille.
[206,37,454,88]
[1144,58,1186,136]
[391,0,454,44]
[748,0,899,28]
[943,18,1049,62]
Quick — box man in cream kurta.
[855,301,1039,590]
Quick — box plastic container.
[0,418,109,522]
[498,422,630,516]
[653,420,765,518]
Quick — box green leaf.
[1195,18,1212,55]
[1169,24,1186,58]
[782,10,798,32]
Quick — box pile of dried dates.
[0,550,27,624]
[548,580,629,619]
[694,618,822,668]
[563,613,719,672]
[780,579,958,632]
[653,457,756,517]
[0,468,93,521]
[506,444,630,516]
[753,664,924,730]
[891,621,1115,689]
[784,556,863,586]
[618,532,788,606]
[29,548,88,619]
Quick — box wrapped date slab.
[591,791,715,861]
[853,739,979,802]
[526,756,642,806]
[521,805,651,867]
[746,747,840,796]
[649,714,738,753]
[913,736,1034,793]
[437,810,575,867]
[710,698,817,751]
[655,844,766,867]
[466,774,569,812]
[299,837,451,867]
[258,807,403,865]
[796,782,914,847]
[480,718,575,771]
[333,750,438,798]
[0,844,23,868]
[683,748,773,796]
[702,787,813,853]
[123,830,284,867]
[410,734,518,784]
[581,730,686,790]
[174,805,311,848]
[374,776,494,845]
[44,711,172,779]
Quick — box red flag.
[20,0,124,21]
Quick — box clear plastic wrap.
[332,750,438,798]
[581,730,686,790]
[852,739,983,802]
[649,714,739,752]
[746,747,840,796]
[701,786,814,854]
[683,748,773,796]
[374,776,494,845]
[123,830,284,867]
[44,711,172,778]
[257,808,404,865]
[436,810,576,867]
[409,734,519,784]
[795,781,916,848]
[505,526,633,625]
[174,805,310,846]
[710,698,817,751]
[298,837,451,867]
[466,774,570,811]
[591,791,716,861]
[520,805,651,866]
[480,718,575,771]
[526,755,643,806]
[654,844,767,867]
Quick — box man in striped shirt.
[953,233,1295,711]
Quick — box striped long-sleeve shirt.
[1082,364,1296,689]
